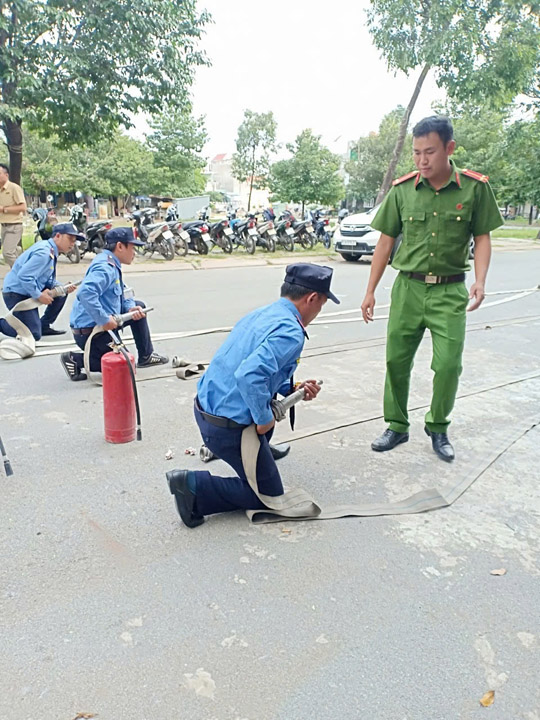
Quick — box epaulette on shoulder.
[462,168,489,183]
[392,171,419,186]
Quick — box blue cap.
[52,222,86,242]
[284,263,340,304]
[104,227,145,247]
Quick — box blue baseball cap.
[284,263,340,304]
[52,222,86,242]
[104,227,145,247]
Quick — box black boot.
[424,427,455,462]
[270,443,290,460]
[371,429,409,452]
[166,470,204,528]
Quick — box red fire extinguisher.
[102,350,137,443]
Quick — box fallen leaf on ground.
[480,690,495,707]
[490,568,507,576]
[72,713,98,720]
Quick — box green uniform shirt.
[371,161,503,276]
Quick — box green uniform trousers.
[384,273,468,434]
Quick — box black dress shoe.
[270,443,290,460]
[42,326,66,336]
[371,428,409,452]
[424,427,455,462]
[166,469,204,528]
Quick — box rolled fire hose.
[83,307,154,385]
[237,383,538,524]
[0,281,81,361]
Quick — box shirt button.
[428,272,433,275]
[409,216,413,221]
[430,252,434,257]
[435,192,439,195]
[433,212,437,216]
[457,216,461,221]
[431,232,436,237]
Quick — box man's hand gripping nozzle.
[271,380,323,422]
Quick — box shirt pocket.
[401,210,426,244]
[445,208,472,242]
[113,282,123,297]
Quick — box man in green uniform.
[361,116,503,461]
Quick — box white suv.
[333,206,389,262]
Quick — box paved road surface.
[1,251,539,719]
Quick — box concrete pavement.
[0,249,539,719]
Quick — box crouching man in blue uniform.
[60,227,168,381]
[166,263,340,528]
[0,222,82,339]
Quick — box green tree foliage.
[345,107,413,207]
[231,110,277,210]
[2,126,206,200]
[498,118,540,216]
[147,105,207,196]
[366,0,540,201]
[269,130,345,212]
[0,0,209,183]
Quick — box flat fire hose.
[0,282,80,360]
[239,387,538,524]
[0,297,39,359]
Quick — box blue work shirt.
[70,251,135,328]
[197,297,307,425]
[2,239,59,299]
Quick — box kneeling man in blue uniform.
[166,263,340,528]
[60,227,168,381]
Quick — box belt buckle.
[425,275,438,284]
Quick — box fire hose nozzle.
[50,280,82,298]
[113,306,154,327]
[271,379,323,422]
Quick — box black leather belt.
[195,397,247,429]
[402,271,466,285]
[71,327,94,336]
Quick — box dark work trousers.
[71,299,153,371]
[193,402,283,516]
[0,291,67,341]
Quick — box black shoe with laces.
[371,428,409,452]
[425,427,455,462]
[60,352,87,382]
[137,352,169,368]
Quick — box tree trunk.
[375,63,431,205]
[529,204,534,225]
[3,119,23,186]
[247,176,253,212]
[247,144,256,211]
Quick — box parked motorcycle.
[229,213,257,254]
[274,216,295,251]
[129,209,175,260]
[164,206,190,256]
[31,208,81,263]
[248,213,276,252]
[312,209,332,249]
[280,210,316,249]
[198,207,234,253]
[181,218,213,255]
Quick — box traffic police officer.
[0,222,82,340]
[166,263,340,528]
[361,116,503,461]
[60,227,168,381]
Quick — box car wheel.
[342,254,360,262]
